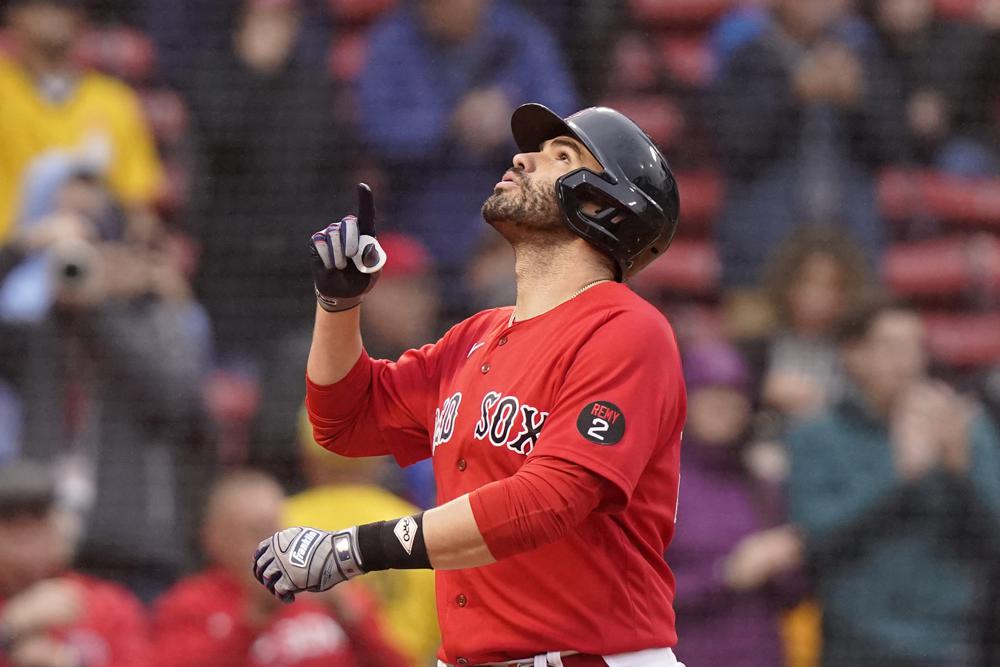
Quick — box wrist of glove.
[310,183,386,312]
[252,526,365,604]
[314,287,363,313]
[252,515,431,603]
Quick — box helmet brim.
[511,103,579,154]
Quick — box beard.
[481,171,568,240]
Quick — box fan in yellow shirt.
[0,0,163,243]
[285,409,440,666]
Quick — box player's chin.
[482,191,512,219]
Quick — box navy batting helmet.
[510,103,680,280]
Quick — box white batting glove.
[252,526,365,603]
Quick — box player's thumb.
[356,182,376,236]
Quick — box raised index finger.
[356,183,376,236]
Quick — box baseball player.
[253,103,686,667]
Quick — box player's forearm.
[424,495,496,570]
[307,304,364,385]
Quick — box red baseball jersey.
[307,282,686,664]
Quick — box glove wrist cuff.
[356,514,431,572]
[315,287,362,313]
[328,527,365,582]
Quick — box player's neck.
[511,239,613,322]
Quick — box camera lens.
[61,261,87,283]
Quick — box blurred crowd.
[0,0,999,666]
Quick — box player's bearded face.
[481,168,564,234]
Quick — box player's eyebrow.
[546,137,583,159]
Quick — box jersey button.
[456,594,468,607]
[457,458,467,472]
[498,336,508,346]
[480,363,490,374]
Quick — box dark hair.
[833,293,916,344]
[763,226,871,327]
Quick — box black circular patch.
[576,401,626,445]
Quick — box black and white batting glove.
[252,526,365,604]
[310,183,387,312]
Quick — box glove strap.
[319,527,365,590]
[315,286,363,313]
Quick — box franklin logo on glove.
[290,529,321,568]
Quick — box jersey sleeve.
[527,310,685,511]
[306,331,456,467]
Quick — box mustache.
[507,167,528,186]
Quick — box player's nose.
[512,151,535,172]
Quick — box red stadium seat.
[885,238,973,297]
[886,235,1000,298]
[674,171,723,233]
[327,0,396,25]
[139,88,189,146]
[631,238,720,296]
[628,0,735,28]
[328,31,369,83]
[599,95,686,151]
[934,0,978,20]
[74,26,157,84]
[879,169,1000,231]
[924,312,1000,368]
[659,36,714,88]
[610,33,661,92]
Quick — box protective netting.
[1,1,999,666]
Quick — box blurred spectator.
[0,460,149,667]
[0,0,163,244]
[710,3,770,78]
[0,169,210,601]
[0,150,116,324]
[134,0,330,83]
[788,297,1000,667]
[867,0,998,176]
[358,0,576,294]
[152,469,407,667]
[670,341,803,667]
[713,0,899,287]
[285,412,439,665]
[358,233,440,362]
[186,0,347,356]
[516,0,625,102]
[465,232,515,313]
[754,227,871,430]
[184,0,351,479]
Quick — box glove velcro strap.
[314,527,364,591]
[315,286,363,313]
